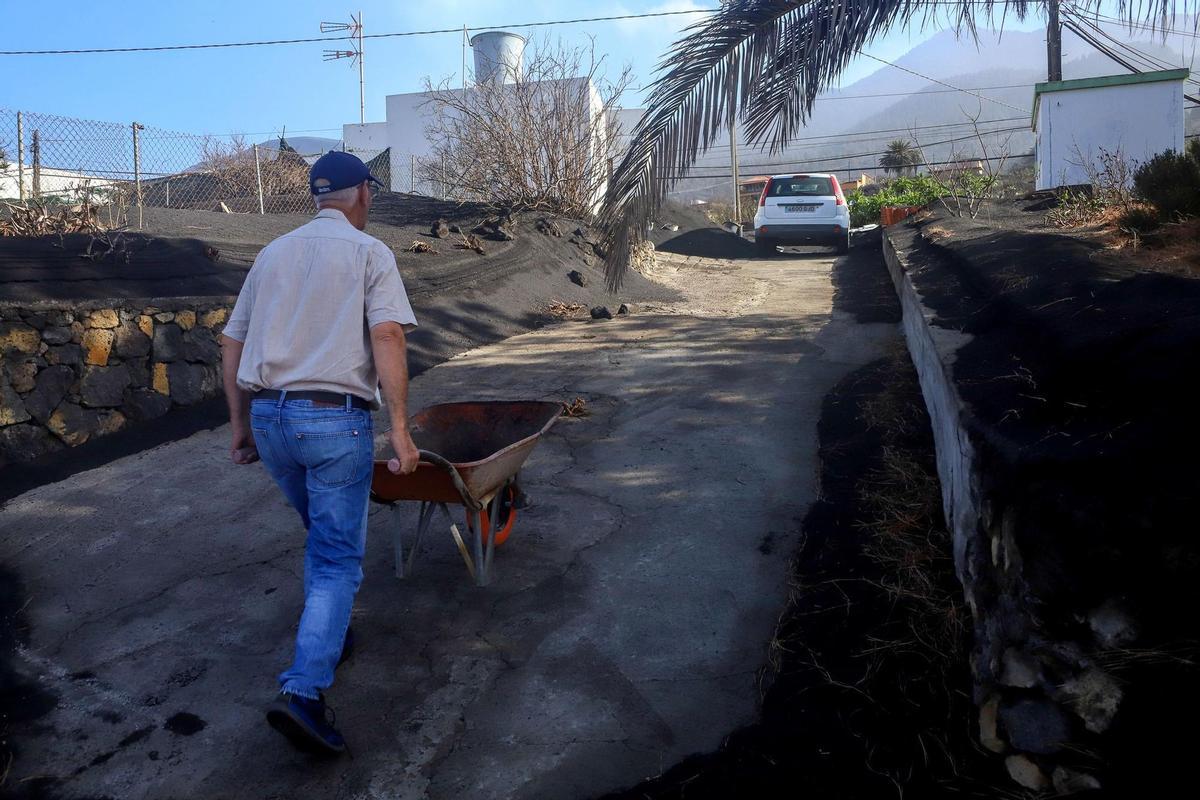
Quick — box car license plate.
[783,204,817,213]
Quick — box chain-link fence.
[0,108,323,214]
[1,109,465,220]
[341,145,459,200]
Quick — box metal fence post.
[15,112,24,202]
[410,154,415,193]
[253,144,265,214]
[30,130,41,199]
[165,180,170,208]
[131,122,144,228]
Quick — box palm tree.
[880,139,922,175]
[597,0,1178,288]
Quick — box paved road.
[0,245,897,800]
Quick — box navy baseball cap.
[309,150,384,195]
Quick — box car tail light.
[759,178,773,207]
[831,176,846,206]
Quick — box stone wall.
[0,297,234,468]
[882,232,1113,794]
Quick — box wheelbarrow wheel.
[477,485,518,547]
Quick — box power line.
[812,82,1034,101]
[0,8,721,56]
[673,151,1035,180]
[1063,8,1200,86]
[1062,14,1200,104]
[859,52,1029,112]
[696,115,1029,159]
[700,117,1030,163]
[1064,7,1200,39]
[687,125,1029,174]
[628,81,1036,99]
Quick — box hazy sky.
[0,1,1176,139]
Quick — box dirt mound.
[0,234,245,302]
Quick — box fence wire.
[1,108,454,219]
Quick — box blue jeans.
[250,395,374,700]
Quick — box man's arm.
[220,334,258,465]
[370,321,420,475]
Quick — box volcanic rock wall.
[0,298,233,467]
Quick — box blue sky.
[0,1,1104,139]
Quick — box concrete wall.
[1,298,234,468]
[883,230,1118,793]
[1035,79,1185,190]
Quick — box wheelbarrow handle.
[417,449,483,511]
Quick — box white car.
[752,172,851,256]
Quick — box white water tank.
[470,30,526,85]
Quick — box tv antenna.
[322,12,365,124]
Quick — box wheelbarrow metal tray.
[372,400,561,505]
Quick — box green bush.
[847,176,943,227]
[1132,146,1200,222]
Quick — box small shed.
[1033,68,1188,191]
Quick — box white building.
[0,164,119,201]
[1032,68,1189,191]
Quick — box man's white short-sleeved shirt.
[223,208,417,406]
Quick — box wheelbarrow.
[370,400,562,586]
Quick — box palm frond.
[597,0,1188,290]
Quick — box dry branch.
[421,36,632,219]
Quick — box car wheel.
[756,237,776,257]
[835,233,849,255]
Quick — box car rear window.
[770,176,834,197]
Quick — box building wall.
[1036,80,1185,190]
[0,165,120,201]
[342,122,390,160]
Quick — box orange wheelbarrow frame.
[369,401,561,585]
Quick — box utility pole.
[322,12,365,124]
[728,86,741,231]
[1047,0,1063,82]
[462,25,469,92]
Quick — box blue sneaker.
[266,693,346,755]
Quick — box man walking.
[220,151,420,755]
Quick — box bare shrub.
[701,200,737,227]
[422,37,633,218]
[194,137,309,211]
[1079,147,1139,212]
[2,178,136,261]
[916,110,1010,219]
[1047,186,1105,227]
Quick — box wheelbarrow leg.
[470,504,487,587]
[446,504,477,581]
[396,501,436,579]
[481,478,509,586]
